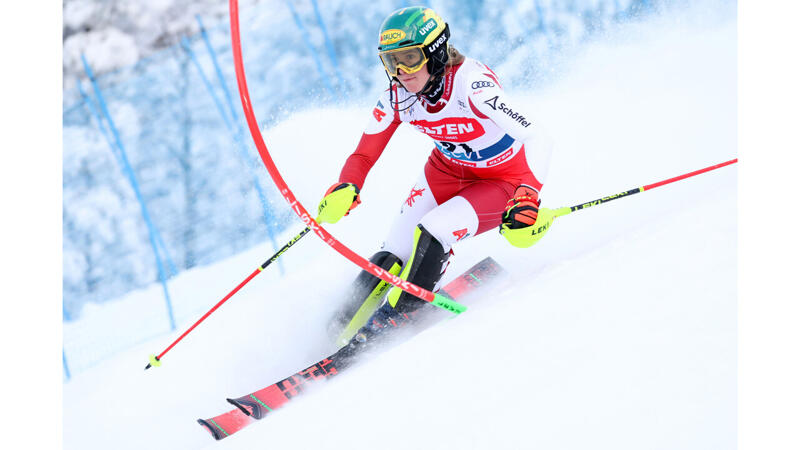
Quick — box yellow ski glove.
[317,183,361,224]
[500,207,559,248]
[499,184,558,248]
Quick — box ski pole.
[528,158,738,244]
[145,226,311,370]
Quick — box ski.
[197,407,255,440]
[198,257,506,440]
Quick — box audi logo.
[471,81,495,89]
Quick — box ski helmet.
[377,7,451,80]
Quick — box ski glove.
[317,182,361,224]
[500,185,550,248]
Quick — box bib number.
[437,141,481,161]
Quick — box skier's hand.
[317,183,361,224]
[500,207,559,248]
[502,185,540,228]
[499,185,549,248]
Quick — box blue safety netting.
[63,0,671,379]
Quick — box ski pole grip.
[552,206,572,218]
[432,293,467,314]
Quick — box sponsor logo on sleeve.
[482,96,531,127]
[471,80,495,90]
[484,95,499,110]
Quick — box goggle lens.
[380,47,427,76]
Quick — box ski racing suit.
[341,57,549,263]
[332,57,551,344]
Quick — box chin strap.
[419,74,446,104]
[387,74,421,113]
[387,71,445,113]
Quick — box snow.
[62,9,736,450]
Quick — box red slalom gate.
[227,0,465,315]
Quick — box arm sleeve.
[467,70,553,187]
[339,89,402,188]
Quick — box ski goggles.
[379,46,428,77]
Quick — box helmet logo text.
[427,33,447,54]
[380,29,407,45]
[419,19,437,36]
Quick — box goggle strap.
[423,23,450,58]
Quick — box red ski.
[198,257,506,440]
[197,408,255,440]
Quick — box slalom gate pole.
[531,159,738,239]
[228,0,466,317]
[145,227,311,369]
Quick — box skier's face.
[397,64,430,94]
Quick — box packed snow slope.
[63,9,736,450]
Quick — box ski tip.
[197,418,227,441]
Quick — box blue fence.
[63,0,664,380]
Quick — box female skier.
[317,6,552,345]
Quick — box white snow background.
[63,9,736,450]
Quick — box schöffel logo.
[483,96,532,128]
[471,81,495,89]
[418,18,437,36]
[427,33,447,54]
[380,29,406,45]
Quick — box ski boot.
[334,224,451,363]
[328,251,403,345]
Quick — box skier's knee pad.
[386,225,451,313]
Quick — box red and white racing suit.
[339,57,551,263]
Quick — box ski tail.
[197,408,255,440]
[227,356,340,419]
